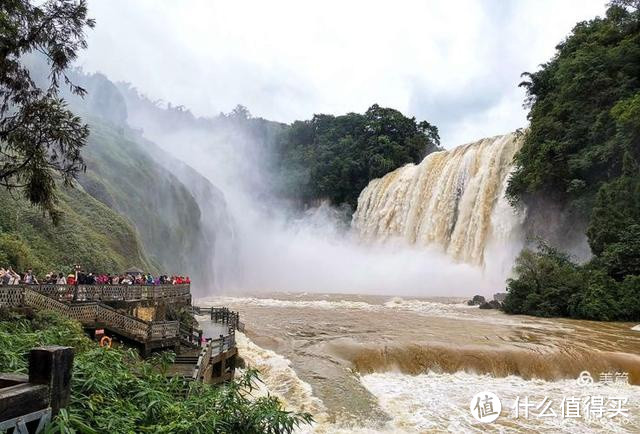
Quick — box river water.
[198,292,640,433]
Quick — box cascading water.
[352,132,525,272]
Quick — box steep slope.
[77,119,207,277]
[57,71,232,292]
[0,181,153,275]
[10,61,232,290]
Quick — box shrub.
[0,311,313,433]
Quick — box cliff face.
[4,64,232,290]
[66,72,233,292]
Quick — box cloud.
[78,0,606,147]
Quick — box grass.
[0,310,313,433]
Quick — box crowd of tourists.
[0,267,190,286]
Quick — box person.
[56,273,67,285]
[67,274,76,286]
[8,269,20,285]
[23,269,38,285]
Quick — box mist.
[65,0,610,297]
[115,89,520,297]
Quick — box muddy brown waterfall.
[353,133,524,269]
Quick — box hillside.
[503,2,640,321]
[79,120,200,269]
[1,61,233,290]
[0,179,153,275]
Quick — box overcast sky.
[78,0,606,147]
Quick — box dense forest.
[503,0,640,320]
[272,105,441,210]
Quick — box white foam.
[235,332,327,418]
[360,371,640,433]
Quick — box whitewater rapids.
[198,293,640,433]
[353,133,524,268]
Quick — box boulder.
[479,300,502,309]
[467,295,486,306]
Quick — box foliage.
[0,175,154,275]
[0,310,92,372]
[273,104,440,210]
[0,0,95,221]
[0,311,313,433]
[507,2,640,213]
[502,243,583,318]
[502,1,640,321]
[503,240,640,321]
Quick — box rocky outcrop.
[467,295,486,306]
[479,300,502,309]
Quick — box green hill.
[0,63,231,289]
[78,118,220,284]
[0,179,153,275]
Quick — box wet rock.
[467,295,486,306]
[479,300,502,309]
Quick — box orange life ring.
[99,335,112,348]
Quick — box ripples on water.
[199,293,640,433]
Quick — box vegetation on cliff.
[504,1,640,321]
[0,181,153,275]
[119,84,442,214]
[0,310,313,433]
[273,105,441,210]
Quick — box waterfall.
[352,132,524,268]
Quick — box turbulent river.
[199,292,640,433]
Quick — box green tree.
[274,104,440,211]
[0,0,95,221]
[507,2,640,214]
[502,1,640,322]
[502,243,582,317]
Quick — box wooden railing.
[25,283,191,303]
[192,306,244,332]
[2,287,179,343]
[192,340,214,381]
[1,347,73,432]
[191,332,235,381]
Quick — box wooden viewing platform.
[167,307,243,384]
[1,286,181,354]
[0,285,242,386]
